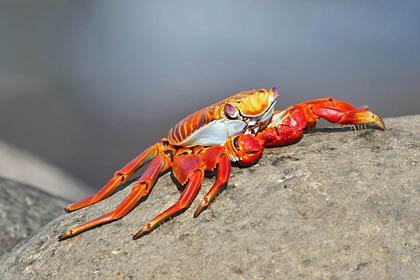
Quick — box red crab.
[59,88,384,240]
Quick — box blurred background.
[1,0,419,197]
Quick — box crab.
[59,88,384,241]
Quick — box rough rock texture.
[0,139,93,201]
[1,115,419,279]
[0,177,69,256]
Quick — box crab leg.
[58,153,167,240]
[292,97,385,130]
[258,98,385,147]
[133,157,204,239]
[193,153,231,217]
[65,143,160,212]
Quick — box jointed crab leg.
[292,97,385,130]
[258,98,385,148]
[58,154,167,240]
[193,153,231,218]
[65,143,160,212]
[133,168,204,239]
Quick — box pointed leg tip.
[377,118,385,130]
[193,206,205,218]
[371,114,385,130]
[132,230,146,240]
[64,204,79,212]
[58,233,69,241]
[58,229,74,241]
[133,223,153,240]
[194,198,210,218]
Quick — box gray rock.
[0,177,69,256]
[0,139,93,201]
[1,115,419,279]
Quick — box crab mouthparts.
[243,120,268,135]
[241,101,276,135]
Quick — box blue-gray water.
[1,0,419,189]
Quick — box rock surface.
[1,115,419,279]
[0,177,69,256]
[0,140,93,201]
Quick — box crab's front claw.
[225,134,265,166]
[256,108,306,147]
[313,105,385,130]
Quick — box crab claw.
[228,134,264,166]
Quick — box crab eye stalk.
[224,103,239,118]
[271,87,279,99]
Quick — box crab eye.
[233,136,240,151]
[224,103,239,118]
[272,87,279,99]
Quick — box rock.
[1,115,419,279]
[0,177,69,256]
[0,140,93,201]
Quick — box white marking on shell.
[178,119,246,147]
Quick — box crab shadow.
[304,123,382,134]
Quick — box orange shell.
[168,89,276,146]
